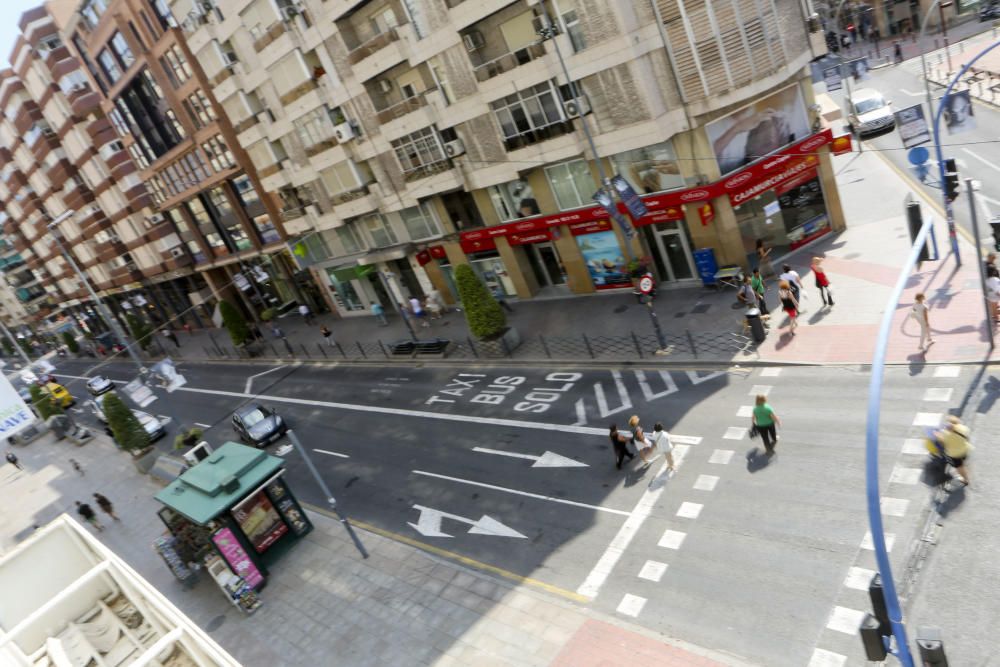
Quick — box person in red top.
[811,256,834,307]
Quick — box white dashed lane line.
[922,387,953,402]
[843,566,876,591]
[861,532,895,552]
[913,412,943,426]
[708,449,734,465]
[736,405,754,417]
[880,497,910,517]
[933,366,961,378]
[675,502,703,519]
[808,648,847,667]
[637,560,668,582]
[826,606,866,635]
[759,368,782,377]
[693,474,719,491]
[616,593,647,618]
[748,384,773,396]
[657,530,686,550]
[722,426,747,440]
[902,438,926,455]
[888,466,921,485]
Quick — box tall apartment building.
[167,0,845,319]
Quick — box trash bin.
[746,307,767,343]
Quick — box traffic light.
[943,158,960,202]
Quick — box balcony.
[346,27,402,65]
[472,43,545,82]
[233,115,259,135]
[259,163,282,179]
[374,90,433,125]
[252,23,286,53]
[403,159,452,183]
[279,79,319,107]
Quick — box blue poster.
[611,175,648,219]
[576,231,632,290]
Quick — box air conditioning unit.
[147,213,165,225]
[463,31,485,52]
[563,96,591,118]
[333,121,356,142]
[223,51,238,65]
[443,138,465,157]
[531,15,555,35]
[169,246,186,259]
[378,79,393,94]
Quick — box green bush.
[220,300,250,346]
[174,426,203,451]
[260,307,277,322]
[102,392,151,454]
[126,313,154,351]
[62,331,80,354]
[2,338,13,355]
[454,264,506,340]
[30,384,62,420]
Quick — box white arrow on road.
[472,447,588,468]
[408,505,527,539]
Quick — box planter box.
[131,446,159,474]
[475,326,521,358]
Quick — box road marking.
[245,365,285,394]
[314,449,349,459]
[933,366,960,378]
[844,566,876,591]
[576,445,690,599]
[637,560,667,582]
[616,593,646,618]
[194,422,212,429]
[748,384,772,396]
[902,438,926,455]
[861,531,895,552]
[635,370,678,400]
[889,466,921,485]
[657,529,686,550]
[808,648,847,667]
[913,412,942,426]
[412,470,630,516]
[880,497,910,517]
[826,606,866,635]
[759,367,782,377]
[676,502,703,519]
[922,387,953,402]
[723,426,747,440]
[736,405,754,418]
[709,449,734,465]
[593,370,632,419]
[685,370,726,385]
[899,88,924,97]
[693,474,719,491]
[471,447,588,468]
[408,504,527,539]
[963,147,1000,174]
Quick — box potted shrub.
[174,426,203,451]
[126,313,154,351]
[454,264,520,355]
[219,299,251,346]
[30,384,62,421]
[102,392,155,470]
[62,331,80,354]
[260,307,277,322]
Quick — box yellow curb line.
[304,502,591,604]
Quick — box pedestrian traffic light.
[943,158,960,202]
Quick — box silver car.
[848,88,895,136]
[86,375,114,396]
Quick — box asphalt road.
[48,357,976,665]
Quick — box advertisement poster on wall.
[576,231,632,290]
[705,85,812,175]
[232,491,288,553]
[211,527,264,588]
[895,104,931,148]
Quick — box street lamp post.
[47,211,145,372]
[938,1,954,72]
[536,5,669,352]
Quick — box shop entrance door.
[527,242,566,287]
[652,226,696,282]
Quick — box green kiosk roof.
[155,441,284,525]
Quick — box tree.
[126,313,154,351]
[454,264,506,340]
[102,392,151,454]
[30,384,62,420]
[220,299,250,346]
[62,331,80,354]
[2,338,13,356]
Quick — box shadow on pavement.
[745,447,772,473]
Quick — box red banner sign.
[460,235,497,254]
[415,250,431,266]
[508,230,552,245]
[568,218,612,236]
[775,167,819,196]
[697,202,715,226]
[429,245,447,259]
[831,133,852,155]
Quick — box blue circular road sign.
[908,147,930,165]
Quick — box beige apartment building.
[168,0,844,317]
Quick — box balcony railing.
[234,115,258,135]
[253,22,286,52]
[472,43,546,82]
[346,27,402,65]
[331,185,370,205]
[259,163,283,178]
[402,160,451,183]
[374,90,433,125]
[279,79,318,106]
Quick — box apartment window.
[488,179,539,222]
[490,81,566,149]
[208,186,252,251]
[58,71,89,96]
[128,144,151,169]
[149,0,177,31]
[560,9,586,52]
[160,45,193,88]
[319,160,366,196]
[362,214,398,247]
[250,213,279,244]
[147,175,167,205]
[609,141,683,194]
[202,135,235,172]
[545,160,596,210]
[336,224,365,254]
[186,196,227,256]
[400,204,440,241]
[37,34,63,59]
[231,174,261,211]
[110,32,135,69]
[184,89,216,128]
[141,69,165,100]
[110,102,134,135]
[390,127,446,176]
[164,109,187,139]
[81,0,109,29]
[98,49,122,85]
[295,107,334,149]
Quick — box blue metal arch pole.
[932,39,1000,266]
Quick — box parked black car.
[232,404,287,447]
[980,3,1000,20]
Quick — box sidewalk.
[129,153,995,368]
[0,432,754,667]
[924,27,1000,105]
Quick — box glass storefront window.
[610,140,683,194]
[544,159,597,210]
[325,268,365,312]
[735,173,830,262]
[468,251,516,296]
[488,179,539,222]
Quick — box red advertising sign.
[232,491,288,554]
[415,249,431,266]
[724,154,820,206]
[633,207,685,228]
[429,245,447,259]
[697,202,715,226]
[211,527,264,588]
[460,234,497,254]
[775,167,819,196]
[508,230,552,245]
[568,218,612,235]
[831,133,852,155]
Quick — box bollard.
[916,626,949,665]
[859,613,887,661]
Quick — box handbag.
[749,424,759,439]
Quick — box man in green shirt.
[750,268,769,314]
[752,394,781,455]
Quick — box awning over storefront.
[155,442,284,525]
[358,243,413,266]
[328,264,377,282]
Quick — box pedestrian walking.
[926,415,973,486]
[75,501,103,531]
[778,280,800,334]
[750,268,769,314]
[755,239,775,276]
[69,458,84,476]
[162,329,180,348]
[93,492,120,520]
[811,257,834,307]
[986,253,1000,279]
[298,303,314,325]
[490,284,514,313]
[779,264,805,309]
[409,296,430,328]
[609,424,636,470]
[271,323,286,340]
[894,41,903,64]
[371,301,388,326]
[987,273,1000,324]
[648,423,676,472]
[319,325,335,347]
[425,288,445,320]
[183,322,193,336]
[5,451,22,470]
[627,414,655,464]
[912,292,934,351]
[751,394,781,456]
